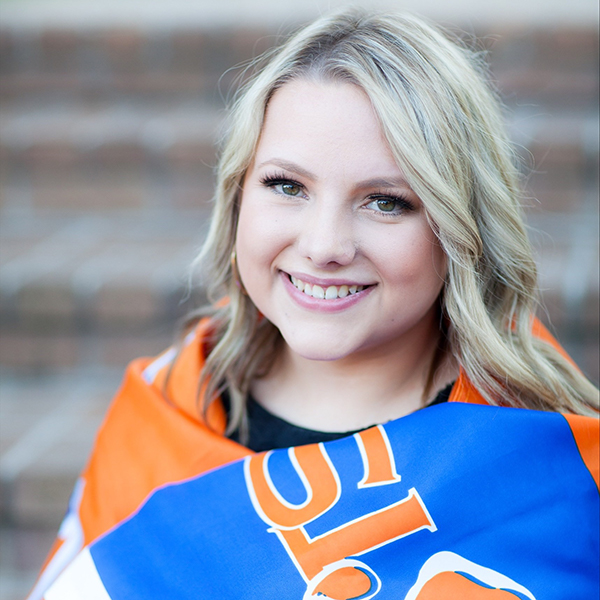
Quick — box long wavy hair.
[183,9,598,436]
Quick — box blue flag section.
[47,403,599,600]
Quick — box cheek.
[239,199,280,239]
[373,225,446,292]
[235,195,291,284]
[235,204,263,283]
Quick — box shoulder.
[76,318,248,542]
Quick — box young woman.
[33,10,598,600]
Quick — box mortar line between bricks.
[0,398,84,482]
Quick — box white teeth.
[289,276,367,300]
[312,285,325,299]
[325,285,338,300]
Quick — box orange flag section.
[563,413,600,491]
[356,425,402,487]
[415,572,524,599]
[277,489,434,582]
[246,445,340,529]
[313,565,373,600]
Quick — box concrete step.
[0,24,596,97]
[1,212,207,344]
[0,525,56,600]
[0,22,276,84]
[0,369,122,526]
[485,26,598,108]
[0,20,597,124]
[0,102,220,213]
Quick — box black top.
[224,382,454,452]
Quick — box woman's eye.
[375,198,397,212]
[280,183,302,196]
[366,196,411,215]
[260,175,305,198]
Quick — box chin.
[279,331,358,362]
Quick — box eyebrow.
[357,177,411,189]
[257,158,411,189]
[257,159,316,180]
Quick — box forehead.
[255,78,403,180]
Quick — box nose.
[296,202,356,267]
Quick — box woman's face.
[236,78,446,363]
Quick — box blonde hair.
[185,9,598,435]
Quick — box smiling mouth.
[289,274,373,300]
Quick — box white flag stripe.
[45,549,112,600]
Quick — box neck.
[251,313,456,432]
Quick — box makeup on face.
[235,78,446,363]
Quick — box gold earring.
[230,250,247,295]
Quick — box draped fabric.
[28,319,599,600]
[47,403,599,600]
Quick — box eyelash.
[260,172,305,196]
[365,192,415,217]
[259,172,414,217]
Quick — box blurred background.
[0,0,598,597]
